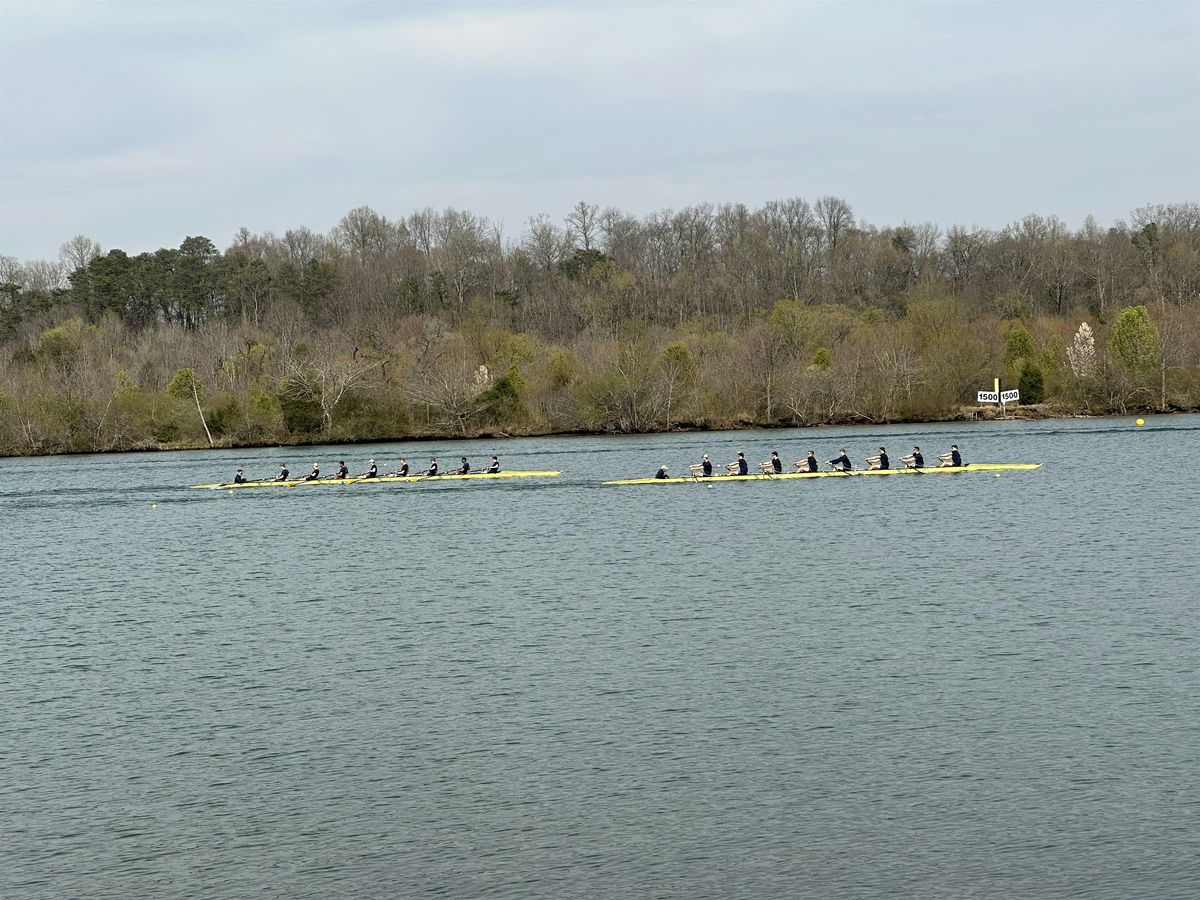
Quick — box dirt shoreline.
[2,404,1193,461]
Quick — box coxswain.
[760,451,783,474]
[655,465,670,479]
[689,454,714,478]
[828,449,852,472]
[389,458,410,477]
[424,457,439,476]
[232,468,248,484]
[866,447,889,470]
[938,445,963,467]
[359,459,378,478]
[901,446,924,469]
[726,452,749,476]
[333,461,349,479]
[273,463,290,482]
[301,463,321,482]
[486,456,500,473]
[455,457,471,475]
[795,450,819,473]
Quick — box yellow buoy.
[150,503,158,509]
[1136,418,1145,426]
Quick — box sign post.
[978,377,1019,415]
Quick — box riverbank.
[2,402,1191,460]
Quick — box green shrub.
[1018,363,1045,404]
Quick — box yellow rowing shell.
[603,463,1041,485]
[192,470,562,489]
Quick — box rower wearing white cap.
[654,465,670,479]
[359,459,378,478]
[301,463,321,482]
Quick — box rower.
[333,461,349,479]
[795,451,819,473]
[866,447,889,470]
[938,444,963,467]
[359,459,378,478]
[424,458,439,477]
[301,463,321,482]
[486,456,500,473]
[389,458,410,477]
[726,452,749,476]
[901,446,924,469]
[232,468,248,484]
[828,449,852,472]
[455,457,470,475]
[760,451,783,474]
[654,465,670,479]
[272,463,290,482]
[689,454,714,477]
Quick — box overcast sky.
[1,0,1197,262]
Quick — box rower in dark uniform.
[901,446,924,469]
[938,444,963,467]
[828,449,852,472]
[486,456,500,473]
[333,461,349,479]
[389,458,409,477]
[726,452,749,476]
[795,450,819,473]
[232,468,248,484]
[272,463,290,482]
[301,463,321,482]
[455,457,470,475]
[689,454,713,477]
[866,447,889,470]
[424,458,439,477]
[359,459,378,478]
[760,451,783,474]
[654,465,670,479]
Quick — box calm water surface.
[2,416,1198,899]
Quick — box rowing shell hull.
[603,463,1041,485]
[191,470,562,489]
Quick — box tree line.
[1,198,1197,456]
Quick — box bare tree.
[565,201,601,250]
[281,227,327,267]
[815,195,854,252]
[58,234,101,274]
[24,260,66,293]
[523,215,570,274]
[280,340,385,433]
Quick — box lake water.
[2,416,1198,899]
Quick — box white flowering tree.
[1067,322,1096,378]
